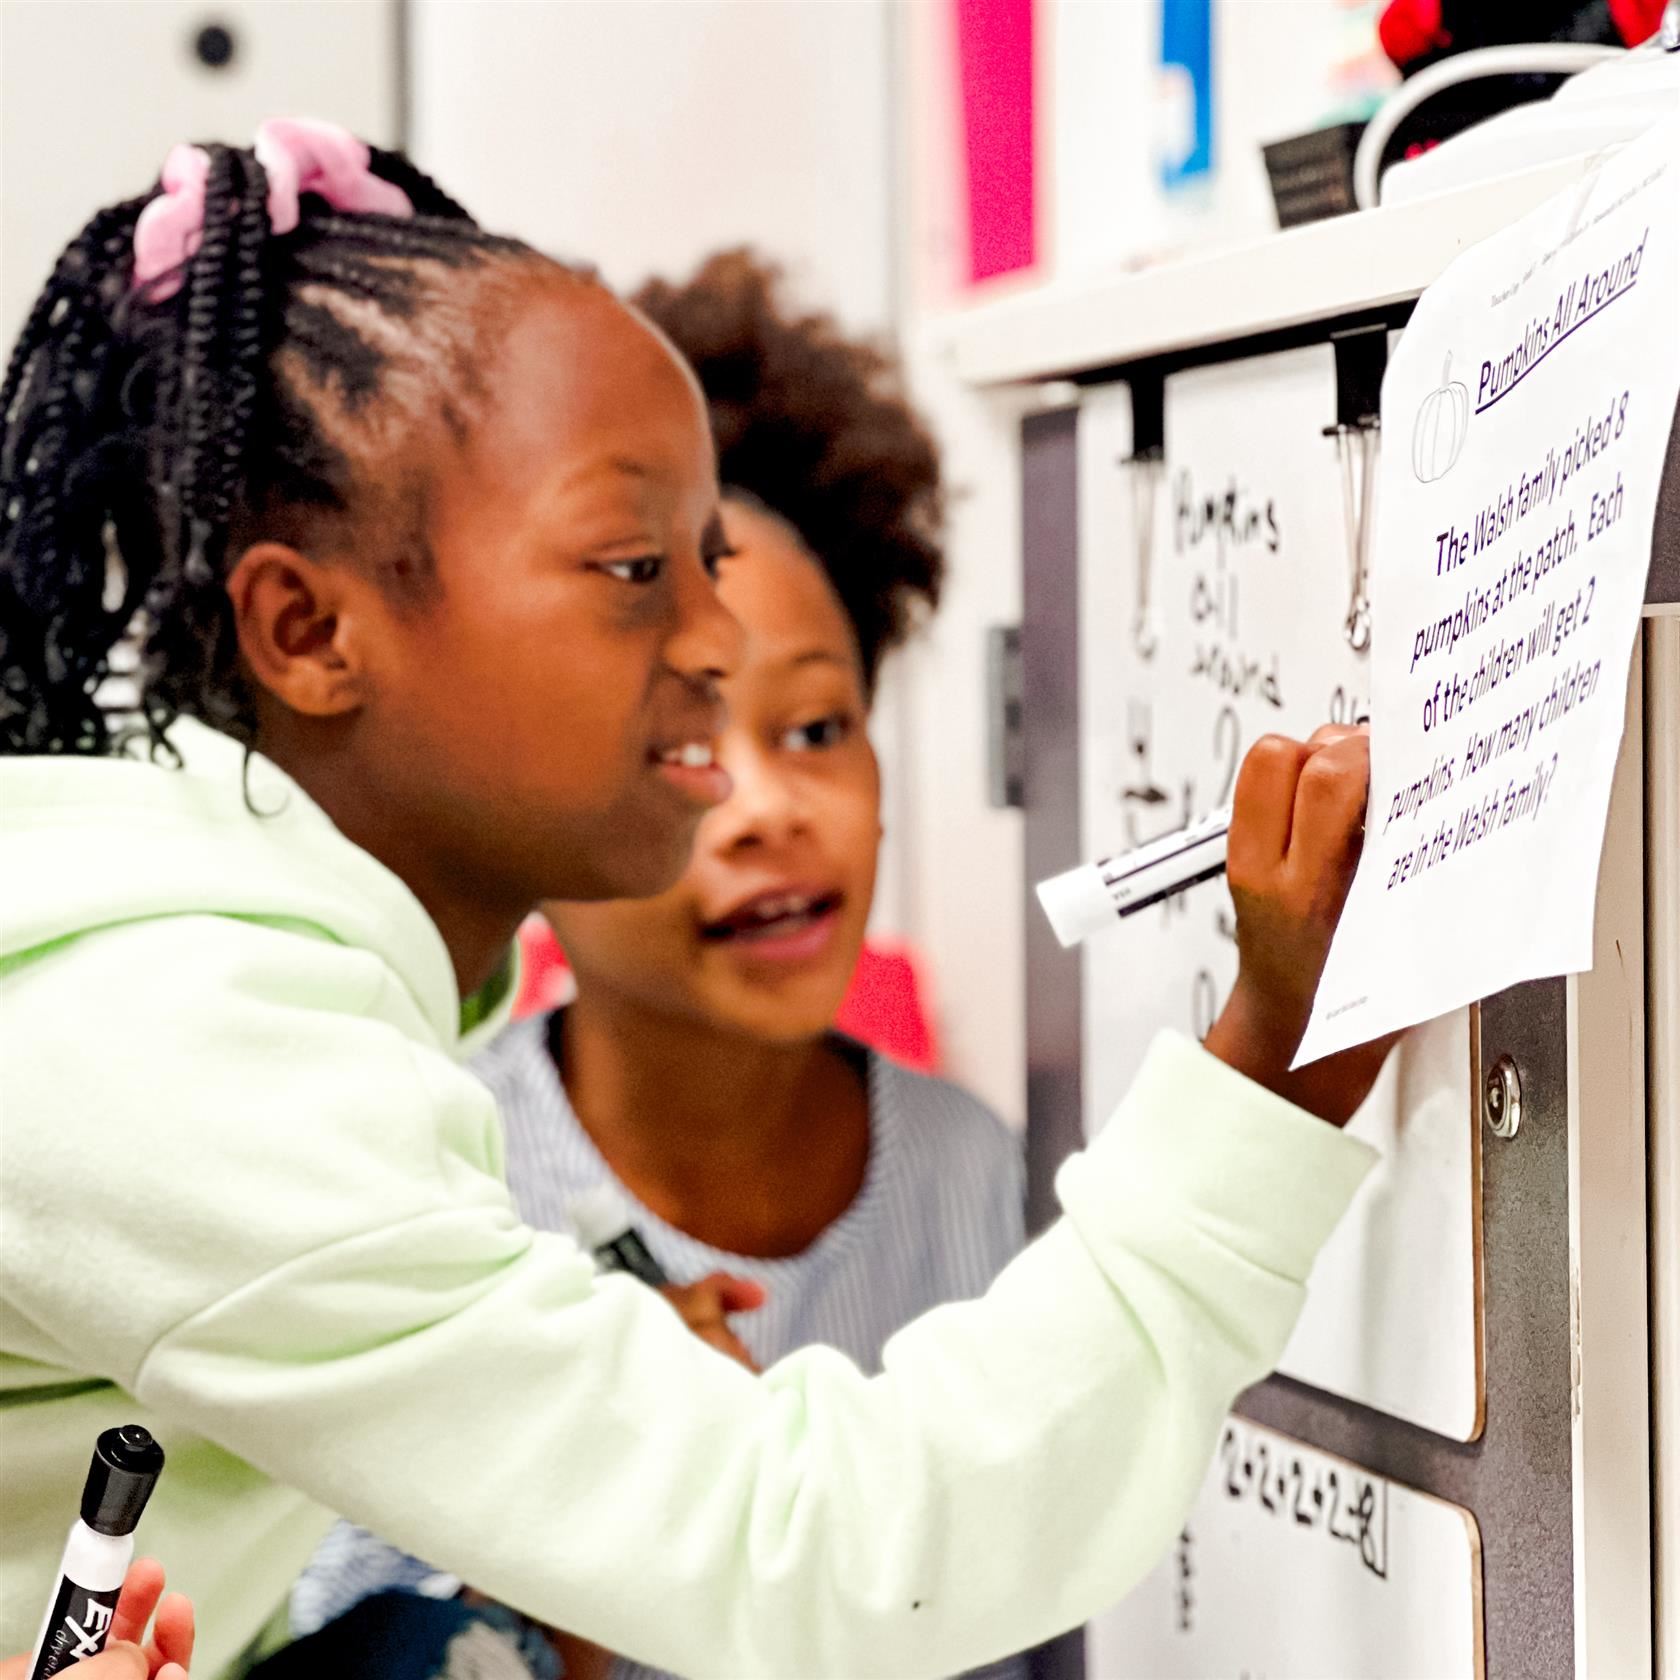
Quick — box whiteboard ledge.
[939,159,1595,388]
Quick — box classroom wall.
[407,0,895,333]
[0,0,398,343]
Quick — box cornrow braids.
[633,248,945,691]
[0,140,566,756]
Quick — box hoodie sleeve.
[4,915,1373,1680]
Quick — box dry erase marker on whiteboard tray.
[569,1185,671,1288]
[28,1425,165,1680]
[1037,805,1232,949]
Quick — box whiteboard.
[1075,350,1481,1442]
[1089,1417,1484,1680]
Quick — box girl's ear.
[225,541,369,718]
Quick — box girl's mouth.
[652,740,732,807]
[700,890,846,962]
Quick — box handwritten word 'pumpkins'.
[1412,354,1469,483]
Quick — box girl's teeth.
[753,895,813,922]
[664,743,714,767]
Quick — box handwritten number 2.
[1290,1460,1314,1527]
[1221,1428,1244,1499]
[1213,704,1241,806]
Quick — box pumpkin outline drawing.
[1412,353,1469,483]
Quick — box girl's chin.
[693,968,857,1046]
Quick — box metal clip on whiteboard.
[1124,445,1166,659]
[1324,324,1387,655]
[1327,422,1377,652]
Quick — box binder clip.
[1326,422,1377,652]
[1326,326,1387,653]
[1121,444,1166,660]
[1121,368,1167,660]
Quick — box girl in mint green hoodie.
[0,121,1391,1680]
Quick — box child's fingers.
[1305,721,1365,749]
[1285,731,1371,890]
[664,1273,766,1326]
[1228,734,1311,884]
[45,1642,148,1679]
[696,1321,762,1371]
[706,1273,767,1314]
[110,1557,168,1645]
[663,1274,765,1372]
[147,1592,195,1674]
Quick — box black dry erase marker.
[29,1425,165,1679]
[1037,716,1372,947]
[569,1185,670,1289]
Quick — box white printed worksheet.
[1300,114,1680,1064]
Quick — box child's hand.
[661,1272,767,1371]
[0,1558,194,1680]
[1204,724,1399,1126]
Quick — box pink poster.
[952,0,1036,284]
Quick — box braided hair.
[633,249,944,691]
[0,142,567,756]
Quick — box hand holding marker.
[22,1427,190,1680]
[569,1184,672,1288]
[1038,804,1234,945]
[1039,719,1370,948]
[569,1186,766,1370]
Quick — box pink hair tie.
[131,118,415,301]
[131,144,211,301]
[252,117,413,234]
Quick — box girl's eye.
[782,714,852,752]
[598,556,665,585]
[702,544,739,582]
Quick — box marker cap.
[81,1426,164,1538]
[568,1184,637,1253]
[1036,863,1118,950]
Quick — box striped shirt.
[292,1012,1028,1680]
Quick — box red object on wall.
[1378,0,1450,68]
[1608,0,1668,45]
[511,918,942,1074]
[513,917,576,1018]
[952,0,1036,283]
[833,941,941,1073]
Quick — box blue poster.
[1158,0,1214,191]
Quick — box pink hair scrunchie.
[131,118,415,301]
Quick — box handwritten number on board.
[1221,1427,1243,1499]
[1213,703,1241,806]
[1351,1481,1386,1579]
[1218,1422,1389,1581]
[1290,1459,1314,1527]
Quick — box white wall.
[0,0,397,342]
[410,0,894,332]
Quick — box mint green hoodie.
[0,721,1375,1678]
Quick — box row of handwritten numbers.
[1217,1424,1388,1580]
